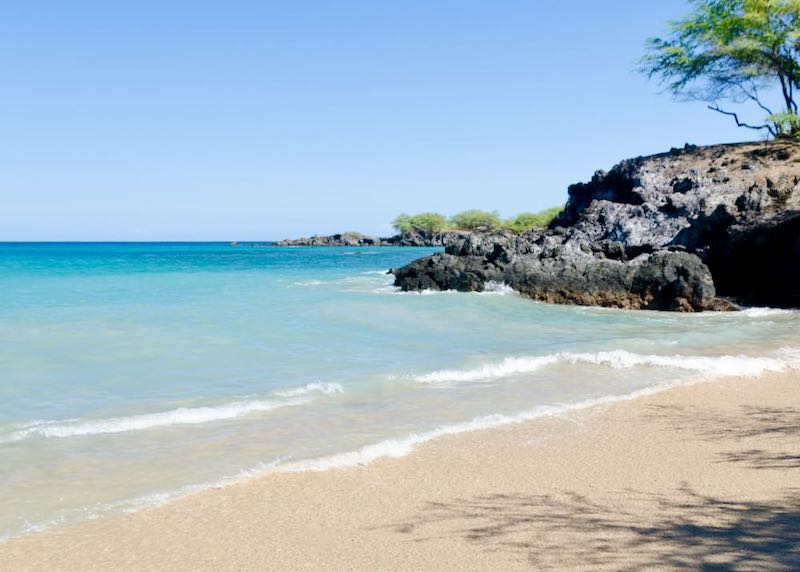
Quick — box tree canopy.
[504,208,563,233]
[449,210,503,232]
[392,207,562,235]
[642,0,800,137]
[391,212,450,234]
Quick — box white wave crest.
[273,382,344,397]
[414,349,800,384]
[477,282,517,296]
[278,384,674,472]
[0,397,308,443]
[416,355,560,383]
[739,307,798,317]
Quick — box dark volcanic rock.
[392,140,800,311]
[275,232,388,247]
[275,229,475,248]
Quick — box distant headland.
[278,140,800,312]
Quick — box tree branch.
[707,105,777,136]
[738,84,775,117]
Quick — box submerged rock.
[393,140,800,311]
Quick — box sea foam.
[1,382,347,444]
[277,383,678,472]
[413,349,800,384]
[0,397,309,443]
[273,382,344,397]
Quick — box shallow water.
[1,243,798,539]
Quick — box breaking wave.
[278,383,677,472]
[273,382,344,397]
[413,349,800,384]
[0,385,348,443]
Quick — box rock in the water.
[392,140,800,311]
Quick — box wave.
[278,383,678,472]
[477,281,517,296]
[1,381,348,444]
[1,378,703,540]
[273,382,344,397]
[738,307,799,317]
[0,397,309,443]
[1,456,290,541]
[413,349,800,384]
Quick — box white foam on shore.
[4,364,793,541]
[0,397,309,443]
[414,349,800,384]
[276,382,686,473]
[1,457,290,541]
[0,377,714,541]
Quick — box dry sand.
[1,372,798,571]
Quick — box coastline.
[2,370,798,570]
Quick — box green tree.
[450,210,502,231]
[392,212,449,234]
[641,0,800,137]
[504,207,562,233]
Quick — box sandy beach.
[1,371,798,571]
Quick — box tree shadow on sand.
[645,404,800,470]
[383,402,800,569]
[386,487,800,570]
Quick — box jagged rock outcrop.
[392,140,800,311]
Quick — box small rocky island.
[392,141,800,311]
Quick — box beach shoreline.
[1,370,798,570]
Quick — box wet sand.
[2,371,798,570]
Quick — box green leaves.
[503,208,563,233]
[449,210,503,232]
[392,207,563,235]
[642,0,800,136]
[391,213,449,233]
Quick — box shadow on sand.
[385,403,800,569]
[388,488,800,570]
[645,404,800,470]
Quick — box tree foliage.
[393,207,562,235]
[503,207,562,233]
[642,0,800,137]
[449,209,502,231]
[392,212,450,233]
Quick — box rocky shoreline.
[392,141,800,311]
[274,229,470,248]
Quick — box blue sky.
[1,1,762,241]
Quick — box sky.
[0,1,766,241]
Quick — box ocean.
[1,242,798,540]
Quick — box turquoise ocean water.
[1,242,799,539]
